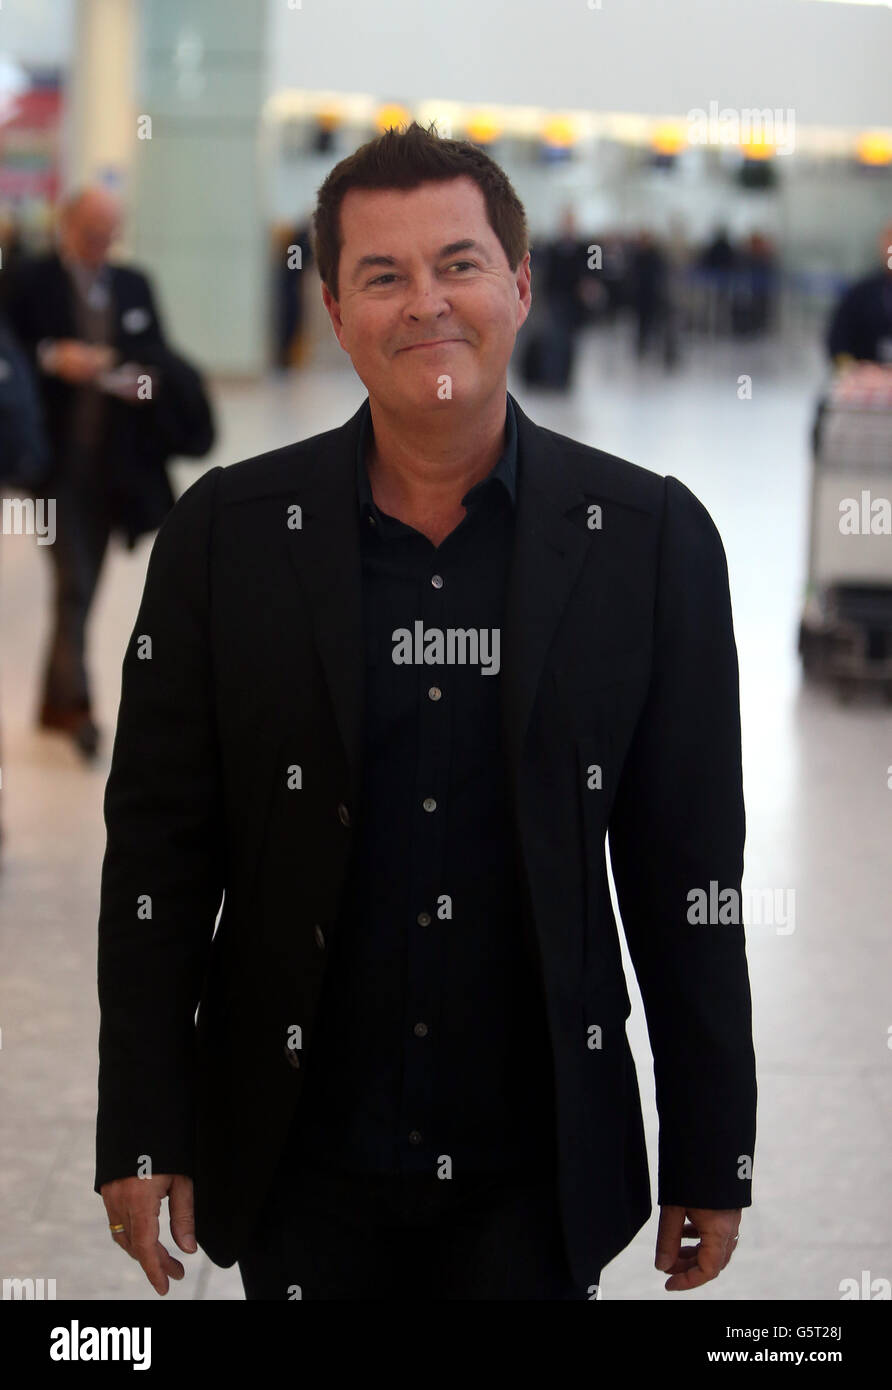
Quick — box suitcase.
[798,364,892,700]
[518,311,576,389]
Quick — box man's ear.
[321,283,346,346]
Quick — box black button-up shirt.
[289,393,557,1177]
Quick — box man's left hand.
[655,1205,741,1290]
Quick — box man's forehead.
[342,178,485,227]
[341,190,492,263]
[68,201,120,230]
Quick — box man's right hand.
[46,340,115,383]
[101,1173,197,1295]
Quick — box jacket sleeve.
[607,474,756,1210]
[826,282,864,363]
[0,314,49,487]
[137,270,168,349]
[2,262,40,365]
[94,463,225,1191]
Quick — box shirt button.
[422,797,437,813]
[416,911,431,926]
[409,1130,423,1146]
[313,924,325,949]
[337,802,351,827]
[428,686,441,701]
[413,1022,428,1038]
[431,574,444,589]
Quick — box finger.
[694,1229,727,1279]
[664,1231,728,1291]
[169,1178,197,1255]
[655,1206,686,1271]
[156,1240,186,1286]
[108,1228,132,1262]
[721,1234,740,1270]
[105,1208,138,1262]
[665,1263,715,1291]
[109,1228,136,1259]
[662,1242,703,1274]
[133,1237,185,1296]
[130,1204,180,1296]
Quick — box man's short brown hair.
[311,120,529,301]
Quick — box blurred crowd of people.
[513,213,892,388]
[517,213,788,386]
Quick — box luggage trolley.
[798,364,892,701]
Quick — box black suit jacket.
[4,252,214,548]
[0,310,50,489]
[95,391,756,1288]
[826,269,892,364]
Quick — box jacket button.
[337,802,350,827]
[284,1045,301,1069]
[314,924,325,950]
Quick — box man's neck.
[365,387,508,531]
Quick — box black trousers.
[40,451,113,716]
[237,1160,595,1300]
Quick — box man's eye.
[368,262,476,286]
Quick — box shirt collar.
[60,253,112,304]
[356,392,517,526]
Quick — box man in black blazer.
[96,123,756,1300]
[4,187,175,758]
[826,217,892,367]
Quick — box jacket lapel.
[502,395,592,798]
[283,401,366,804]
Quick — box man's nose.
[403,275,451,319]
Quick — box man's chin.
[394,372,478,408]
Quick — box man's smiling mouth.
[401,339,466,351]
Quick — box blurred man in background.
[629,227,672,366]
[826,218,892,367]
[539,206,587,388]
[4,188,170,759]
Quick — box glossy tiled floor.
[1,321,890,1300]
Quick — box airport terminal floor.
[1,324,890,1300]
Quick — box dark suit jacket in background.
[94,391,757,1289]
[0,310,50,489]
[3,252,214,548]
[826,269,892,364]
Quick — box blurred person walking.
[539,208,587,388]
[826,218,892,367]
[273,219,315,369]
[629,228,673,366]
[5,187,213,759]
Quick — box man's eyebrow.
[350,239,487,283]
